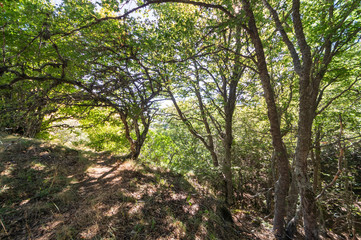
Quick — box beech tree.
[148,5,253,204]
[1,1,360,239]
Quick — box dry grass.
[0,133,273,240]
[1,133,358,240]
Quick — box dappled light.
[0,135,274,239]
[1,0,361,239]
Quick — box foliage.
[1,0,361,238]
[79,108,129,153]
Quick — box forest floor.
[0,133,358,240]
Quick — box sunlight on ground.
[87,165,113,178]
[0,164,13,177]
[80,224,99,239]
[31,161,46,171]
[105,205,120,217]
[0,136,277,239]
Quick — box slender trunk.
[168,89,219,167]
[193,76,219,167]
[238,166,245,204]
[119,111,150,160]
[220,24,243,206]
[120,112,134,155]
[241,1,290,238]
[313,130,321,193]
[223,111,234,205]
[287,169,299,222]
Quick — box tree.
[0,0,65,136]
[146,4,255,204]
[56,13,163,159]
[260,0,361,238]
[1,1,360,238]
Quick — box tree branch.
[59,0,234,38]
[262,0,302,75]
[315,114,344,200]
[316,76,359,115]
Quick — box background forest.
[1,0,361,239]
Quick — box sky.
[51,0,62,6]
[50,0,143,18]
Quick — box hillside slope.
[0,133,275,240]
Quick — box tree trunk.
[223,111,234,205]
[119,111,150,161]
[312,130,321,193]
[168,88,219,167]
[264,0,322,236]
[285,168,299,239]
[193,76,219,168]
[287,169,299,223]
[241,1,290,238]
[294,89,319,239]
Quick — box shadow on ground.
[0,134,272,240]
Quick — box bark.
[119,111,150,160]
[292,0,320,236]
[291,1,357,234]
[220,25,243,206]
[262,0,329,237]
[262,1,320,237]
[285,163,299,239]
[193,76,219,167]
[312,130,321,193]
[223,101,235,205]
[286,169,299,223]
[244,0,357,238]
[241,1,290,238]
[294,85,319,240]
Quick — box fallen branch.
[0,218,8,235]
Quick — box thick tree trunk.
[241,1,290,238]
[273,158,291,239]
[285,169,299,239]
[211,151,219,167]
[294,88,319,240]
[243,0,354,238]
[263,0,322,236]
